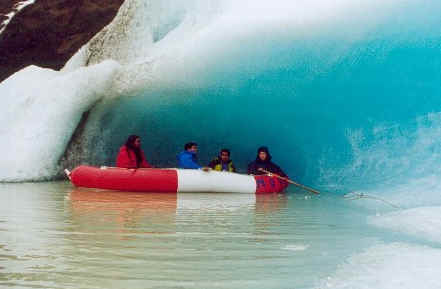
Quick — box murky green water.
[0,182,379,289]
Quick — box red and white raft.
[68,165,288,194]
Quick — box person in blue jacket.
[177,142,203,169]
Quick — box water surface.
[0,182,387,289]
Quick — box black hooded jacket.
[247,147,287,177]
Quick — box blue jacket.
[177,151,202,169]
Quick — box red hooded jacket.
[116,145,151,168]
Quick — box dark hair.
[220,148,230,156]
[184,142,198,150]
[125,135,143,167]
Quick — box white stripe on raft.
[176,169,256,193]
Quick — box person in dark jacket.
[116,135,152,169]
[247,146,287,177]
[177,142,202,169]
[208,149,236,172]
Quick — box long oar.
[260,169,321,195]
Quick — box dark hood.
[255,146,272,162]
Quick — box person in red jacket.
[116,135,152,168]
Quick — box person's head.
[257,146,271,162]
[184,142,198,153]
[126,135,141,150]
[219,149,230,162]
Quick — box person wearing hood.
[247,146,287,177]
[208,149,236,172]
[177,142,203,169]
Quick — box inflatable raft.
[68,165,288,193]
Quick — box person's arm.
[231,162,236,173]
[207,159,216,169]
[116,147,132,168]
[140,151,152,168]
[181,153,202,169]
[247,163,255,175]
[141,160,152,168]
[189,159,202,169]
[273,164,288,178]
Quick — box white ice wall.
[0,61,120,181]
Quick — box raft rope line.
[343,192,402,209]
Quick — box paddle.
[259,169,321,195]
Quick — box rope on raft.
[343,192,402,209]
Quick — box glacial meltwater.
[1,182,416,289]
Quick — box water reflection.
[68,188,178,235]
[177,192,256,211]
[68,189,290,234]
[255,193,289,214]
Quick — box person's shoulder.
[119,145,128,152]
[269,161,285,174]
[178,151,189,157]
